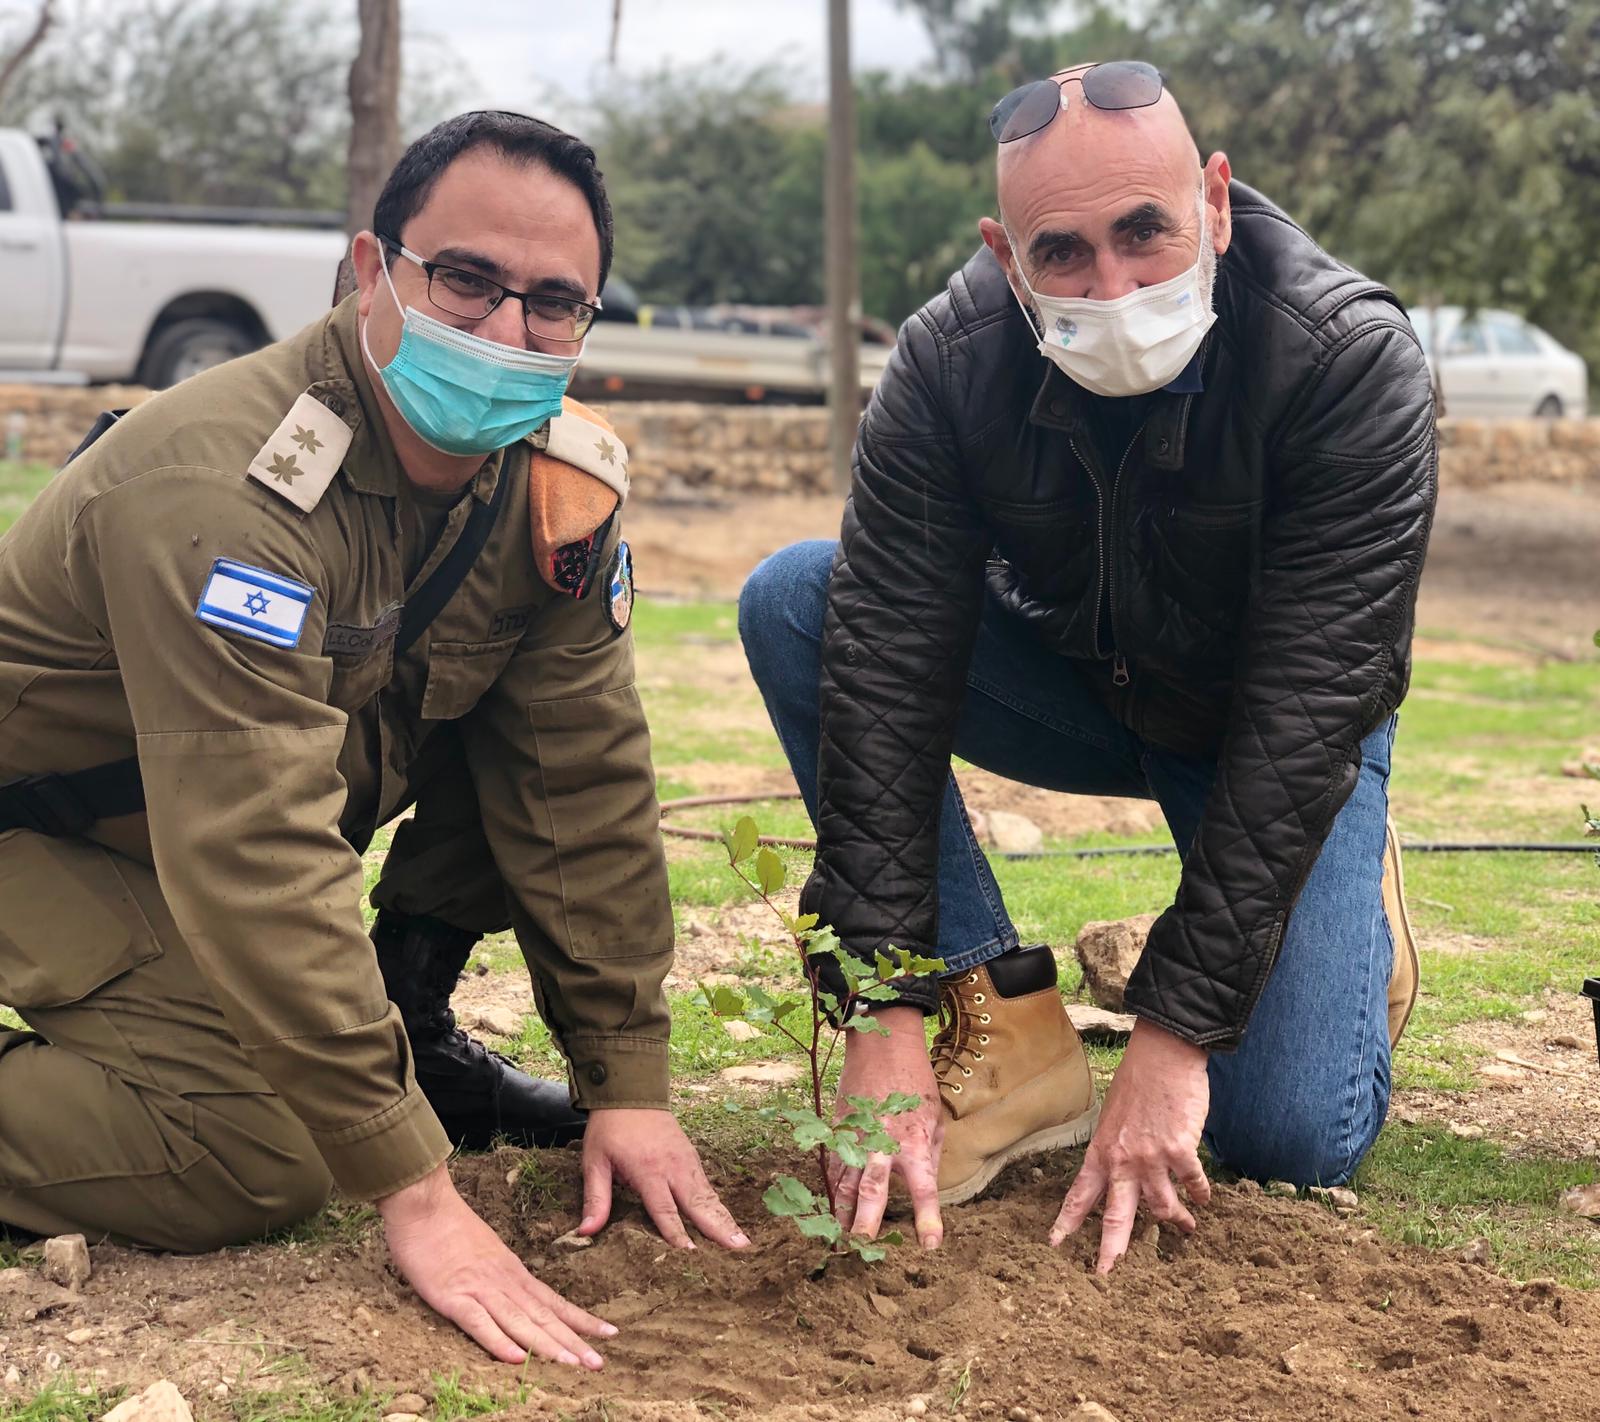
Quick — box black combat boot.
[370,910,587,1150]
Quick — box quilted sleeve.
[799,309,992,1013]
[1124,311,1437,1048]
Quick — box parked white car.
[1408,305,1588,419]
[0,128,348,388]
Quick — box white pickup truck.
[0,127,347,388]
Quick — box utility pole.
[825,0,859,495]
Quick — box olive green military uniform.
[0,297,671,1249]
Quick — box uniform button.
[1050,399,1067,417]
[587,1063,608,1086]
[321,393,346,416]
[1157,438,1171,454]
[844,642,860,666]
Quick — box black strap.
[62,409,129,468]
[0,761,145,836]
[396,459,511,656]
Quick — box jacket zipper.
[1068,423,1146,687]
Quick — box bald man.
[738,61,1434,1270]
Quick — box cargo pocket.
[0,830,162,1008]
[524,684,665,960]
[422,635,521,721]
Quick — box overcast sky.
[408,0,937,120]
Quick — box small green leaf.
[861,1130,900,1155]
[792,1119,834,1150]
[881,1230,904,1246]
[797,1211,843,1243]
[847,1236,886,1263]
[881,1091,922,1115]
[763,1175,817,1217]
[833,1136,868,1169]
[755,845,786,895]
[816,989,841,1016]
[790,912,820,932]
[729,816,759,865]
[856,982,900,1003]
[721,1099,744,1114]
[696,979,747,1019]
[843,1015,892,1037]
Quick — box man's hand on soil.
[1050,1018,1212,1271]
[828,1006,945,1250]
[380,1163,615,1369]
[578,1107,751,1251]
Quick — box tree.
[346,0,402,237]
[0,0,51,111]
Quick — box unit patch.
[324,602,402,656]
[197,558,314,649]
[604,540,634,634]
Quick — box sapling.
[697,815,944,1262]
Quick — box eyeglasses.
[989,61,1165,144]
[379,236,600,343]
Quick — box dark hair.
[372,110,615,292]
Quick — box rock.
[0,1267,78,1321]
[1521,1009,1550,1024]
[1265,1180,1298,1199]
[552,1229,593,1250]
[1459,1238,1492,1265]
[210,1385,229,1401]
[382,1414,422,1422]
[352,1305,375,1328]
[1066,1004,1136,1040]
[64,1327,94,1344]
[722,1020,762,1043]
[719,1061,802,1086]
[1073,914,1158,1012]
[1450,1123,1485,1140]
[1327,1187,1359,1216]
[1550,1034,1585,1050]
[101,1381,194,1422]
[1248,1246,1283,1269]
[470,1006,523,1039]
[981,811,1044,856]
[42,1235,91,1291]
[905,1399,928,1418]
[1008,1409,1030,1422]
[1477,1062,1527,1085]
[3,1365,20,1388]
[44,1352,61,1372]
[1391,1104,1421,1125]
[868,1292,900,1319]
[1073,1407,1120,1422]
[389,1395,428,1414]
[1558,1183,1600,1219]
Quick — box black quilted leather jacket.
[801,182,1437,1049]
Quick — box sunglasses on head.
[989,60,1165,144]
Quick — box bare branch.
[0,0,55,110]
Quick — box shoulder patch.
[544,409,629,505]
[196,558,315,649]
[246,391,353,513]
[604,540,634,634]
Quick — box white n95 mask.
[1006,223,1216,398]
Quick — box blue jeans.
[738,539,1396,1187]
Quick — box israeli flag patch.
[196,558,314,649]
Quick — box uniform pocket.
[0,830,162,1008]
[328,639,395,713]
[422,635,521,721]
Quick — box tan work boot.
[1383,816,1420,1048]
[933,945,1100,1206]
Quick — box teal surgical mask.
[361,245,581,456]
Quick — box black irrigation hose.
[658,793,1599,858]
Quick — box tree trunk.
[0,0,54,111]
[335,0,401,301]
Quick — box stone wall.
[4,383,1598,494]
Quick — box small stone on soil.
[1558,1183,1600,1219]
[381,1414,422,1422]
[1073,1406,1120,1421]
[1247,1246,1283,1269]
[1066,1004,1136,1040]
[1459,1238,1492,1265]
[470,1006,523,1039]
[64,1327,93,1344]
[42,1235,90,1291]
[1328,1187,1359,1215]
[1521,1009,1550,1024]
[905,1398,928,1417]
[1449,1123,1485,1140]
[980,810,1044,855]
[101,1380,193,1422]
[722,1020,762,1043]
[1007,1408,1030,1422]
[3,1366,20,1388]
[719,1061,802,1085]
[389,1396,428,1415]
[868,1292,900,1319]
[1550,1034,1584,1050]
[1265,1180,1298,1198]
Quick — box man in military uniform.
[0,111,745,1369]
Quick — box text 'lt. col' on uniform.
[0,293,669,1248]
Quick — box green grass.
[1354,1123,1600,1286]
[0,461,52,538]
[0,1376,126,1422]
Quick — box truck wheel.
[140,317,258,389]
[1535,394,1563,418]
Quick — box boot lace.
[930,972,992,1099]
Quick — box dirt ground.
[6,1151,1600,1422]
[626,477,1600,655]
[3,479,1597,1421]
